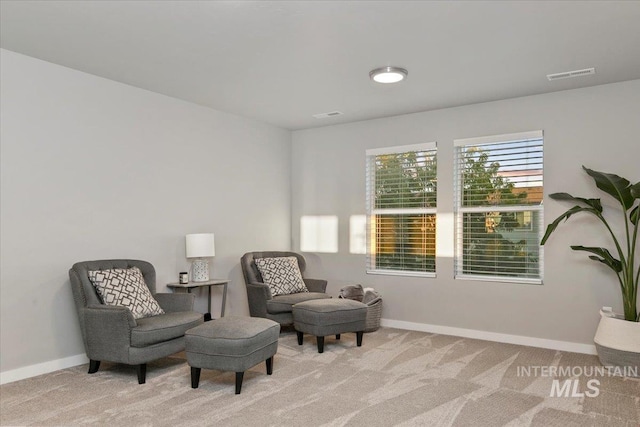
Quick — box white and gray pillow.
[254,256,308,297]
[88,267,165,319]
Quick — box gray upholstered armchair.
[69,259,203,384]
[241,251,331,325]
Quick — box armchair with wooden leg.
[69,259,203,384]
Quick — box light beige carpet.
[1,327,639,426]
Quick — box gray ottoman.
[292,299,367,353]
[185,316,280,394]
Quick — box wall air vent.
[313,111,344,119]
[547,67,596,81]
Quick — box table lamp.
[186,233,215,282]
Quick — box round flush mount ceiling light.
[369,66,408,84]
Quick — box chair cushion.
[267,292,331,314]
[88,267,164,319]
[131,311,204,347]
[254,256,308,296]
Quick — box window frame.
[366,142,437,277]
[453,131,544,285]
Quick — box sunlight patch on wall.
[349,215,366,254]
[438,211,454,258]
[300,215,338,253]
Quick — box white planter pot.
[593,308,640,377]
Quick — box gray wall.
[291,79,640,346]
[2,46,638,376]
[0,50,292,373]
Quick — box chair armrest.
[83,305,136,363]
[154,293,195,313]
[246,282,272,318]
[304,278,328,293]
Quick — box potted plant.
[541,166,638,374]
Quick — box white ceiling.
[2,1,640,130]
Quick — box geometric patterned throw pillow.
[88,267,165,319]
[254,256,309,297]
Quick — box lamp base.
[191,259,210,282]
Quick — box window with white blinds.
[366,143,437,276]
[454,131,543,284]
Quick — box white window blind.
[366,142,437,276]
[454,131,543,284]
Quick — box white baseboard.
[380,318,597,355]
[0,321,597,385]
[0,353,89,385]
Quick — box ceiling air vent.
[313,111,344,119]
[547,67,596,81]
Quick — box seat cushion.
[131,311,203,347]
[267,292,331,314]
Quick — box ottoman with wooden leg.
[292,299,367,353]
[185,316,280,394]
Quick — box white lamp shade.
[185,233,215,258]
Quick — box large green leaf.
[571,245,623,272]
[549,192,602,212]
[631,182,640,225]
[541,205,598,245]
[631,205,639,226]
[631,182,640,199]
[583,166,634,210]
